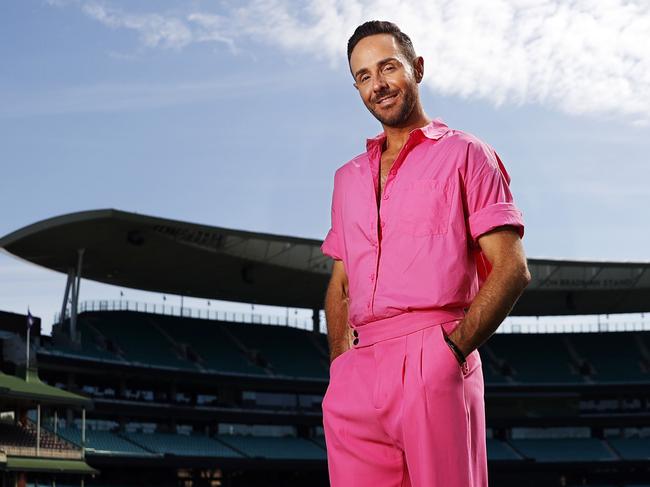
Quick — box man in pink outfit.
[320,20,531,486]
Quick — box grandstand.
[1,208,650,487]
[0,357,96,486]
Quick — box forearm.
[324,279,350,364]
[448,261,531,358]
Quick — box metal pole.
[36,403,41,456]
[60,268,74,328]
[26,326,30,367]
[81,408,86,459]
[71,248,85,342]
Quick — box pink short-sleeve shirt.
[321,117,525,328]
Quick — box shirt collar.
[365,117,450,153]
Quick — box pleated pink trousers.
[322,319,488,487]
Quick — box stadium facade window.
[175,392,192,403]
[0,411,15,421]
[176,424,194,435]
[604,426,650,439]
[197,394,217,405]
[511,427,591,439]
[218,423,296,437]
[298,393,324,409]
[242,390,298,409]
[125,422,157,433]
[124,388,155,401]
[70,418,119,431]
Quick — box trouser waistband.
[349,308,467,348]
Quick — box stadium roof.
[1,208,649,316]
[0,368,91,407]
[0,457,98,475]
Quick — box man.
[320,20,531,487]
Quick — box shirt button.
[380,220,385,228]
[369,273,375,280]
[383,194,389,200]
[389,169,396,175]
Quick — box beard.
[366,86,417,127]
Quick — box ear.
[414,56,424,82]
[353,82,359,91]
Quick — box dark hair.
[347,20,416,65]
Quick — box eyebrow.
[354,57,400,80]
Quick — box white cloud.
[80,3,194,49]
[50,0,650,124]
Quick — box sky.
[1,0,649,335]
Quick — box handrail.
[52,300,650,334]
[54,299,319,331]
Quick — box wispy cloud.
[48,0,650,124]
[1,72,322,117]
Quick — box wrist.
[444,334,466,365]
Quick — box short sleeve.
[464,141,525,247]
[320,170,344,261]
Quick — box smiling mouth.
[376,93,398,106]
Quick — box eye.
[360,75,370,83]
[384,64,395,71]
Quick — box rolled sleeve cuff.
[468,202,525,245]
[321,228,343,260]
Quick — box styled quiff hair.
[347,20,417,65]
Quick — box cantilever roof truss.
[1,209,649,316]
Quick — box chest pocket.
[397,178,452,236]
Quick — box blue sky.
[1,1,649,334]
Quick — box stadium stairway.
[82,318,124,360]
[34,426,650,466]
[122,431,243,459]
[568,332,650,383]
[153,314,269,375]
[607,437,650,461]
[223,322,329,379]
[508,437,620,462]
[218,324,276,377]
[41,311,650,385]
[45,316,126,363]
[146,316,206,372]
[89,312,197,371]
[53,427,159,458]
[484,334,582,384]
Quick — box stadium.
[0,208,649,486]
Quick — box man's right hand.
[325,259,351,366]
[330,326,354,364]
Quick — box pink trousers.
[322,314,488,487]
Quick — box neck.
[381,106,431,153]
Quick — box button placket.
[367,134,416,319]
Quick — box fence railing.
[499,317,650,334]
[54,299,315,330]
[53,300,650,334]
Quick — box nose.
[372,73,389,97]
